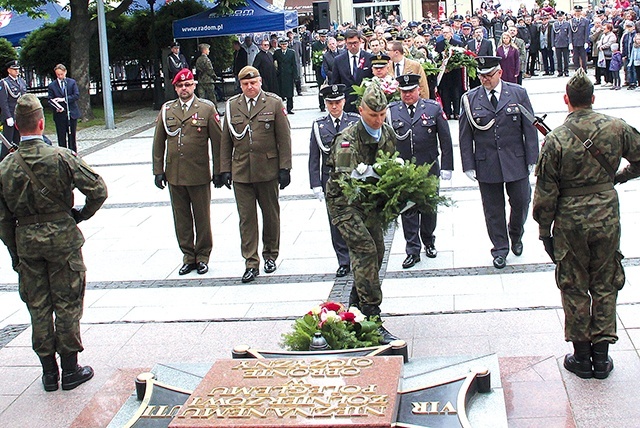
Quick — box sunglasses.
[175,82,194,88]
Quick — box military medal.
[265,123,270,129]
[192,119,197,124]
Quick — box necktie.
[248,98,255,112]
[182,103,188,113]
[396,62,401,77]
[490,90,498,109]
[475,40,481,54]
[334,117,340,131]
[408,104,415,118]
[352,55,358,77]
[60,80,65,89]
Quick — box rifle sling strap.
[13,152,72,215]
[562,121,616,180]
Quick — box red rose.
[321,302,344,312]
[340,312,356,323]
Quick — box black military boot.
[361,304,400,345]
[563,341,593,379]
[60,352,94,391]
[348,286,360,310]
[592,342,614,379]
[39,355,59,392]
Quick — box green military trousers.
[18,249,86,357]
[554,224,625,344]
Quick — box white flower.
[310,305,321,315]
[356,163,368,174]
[349,307,366,323]
[320,310,340,322]
[395,157,405,165]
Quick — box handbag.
[597,49,606,68]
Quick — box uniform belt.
[559,182,614,197]
[16,212,70,226]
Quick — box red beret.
[172,68,194,86]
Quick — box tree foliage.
[0,38,18,75]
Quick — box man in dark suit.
[153,68,222,276]
[0,60,27,160]
[312,30,328,111]
[308,84,359,277]
[47,64,80,152]
[329,29,373,113]
[253,40,278,93]
[388,74,453,269]
[525,15,540,76]
[459,56,539,269]
[321,37,342,84]
[232,40,248,94]
[217,66,292,283]
[167,41,189,80]
[435,26,465,119]
[273,38,298,114]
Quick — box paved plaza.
[1,72,640,427]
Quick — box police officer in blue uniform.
[569,5,590,71]
[0,60,28,160]
[387,74,453,269]
[553,11,571,77]
[459,57,539,269]
[308,84,359,277]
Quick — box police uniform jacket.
[220,91,292,183]
[553,21,571,48]
[569,17,590,46]
[0,138,108,258]
[153,97,222,186]
[387,98,453,176]
[459,81,539,184]
[168,53,189,79]
[309,111,359,188]
[0,76,27,123]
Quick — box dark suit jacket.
[47,78,80,120]
[253,50,278,94]
[459,81,539,184]
[466,38,494,56]
[329,50,373,112]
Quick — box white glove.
[465,170,477,181]
[312,186,325,202]
[440,170,452,180]
[569,43,573,50]
[528,164,535,174]
[584,43,589,49]
[6,118,13,127]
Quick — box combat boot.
[60,352,94,391]
[563,341,593,379]
[377,325,400,345]
[592,342,614,379]
[39,355,59,392]
[360,304,401,345]
[348,286,360,310]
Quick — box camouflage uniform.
[325,120,396,316]
[0,139,108,357]
[196,53,218,103]
[533,108,640,344]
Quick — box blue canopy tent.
[172,0,298,39]
[0,3,70,46]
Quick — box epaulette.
[197,98,215,107]
[264,92,283,101]
[423,99,440,106]
[345,112,360,119]
[228,93,243,102]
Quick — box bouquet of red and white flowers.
[351,76,401,108]
[281,302,383,351]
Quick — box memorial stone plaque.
[168,356,403,428]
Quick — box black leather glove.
[213,175,223,188]
[614,174,627,185]
[154,173,167,190]
[220,172,232,189]
[278,169,291,190]
[540,236,555,263]
[71,207,84,224]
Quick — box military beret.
[320,84,346,100]
[238,65,260,80]
[371,53,391,68]
[396,73,421,90]
[172,68,194,85]
[361,81,388,112]
[476,56,502,74]
[15,93,43,117]
[6,60,19,70]
[170,41,180,48]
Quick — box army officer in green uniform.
[0,94,108,392]
[153,68,223,276]
[325,81,399,344]
[217,66,292,283]
[533,69,640,380]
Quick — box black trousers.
[556,47,570,74]
[478,178,531,258]
[53,112,78,152]
[541,47,555,73]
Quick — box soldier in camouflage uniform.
[533,68,640,380]
[195,44,218,103]
[325,81,398,344]
[0,94,108,391]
